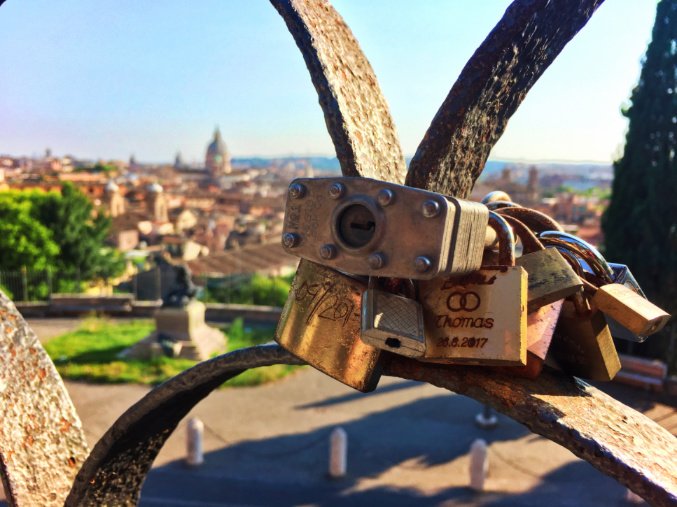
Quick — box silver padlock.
[360,278,426,358]
[282,177,489,279]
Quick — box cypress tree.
[602,0,677,362]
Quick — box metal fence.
[0,267,291,306]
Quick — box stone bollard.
[469,438,489,491]
[625,488,645,504]
[475,404,498,429]
[186,417,204,467]
[328,427,347,479]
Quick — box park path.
[18,317,677,505]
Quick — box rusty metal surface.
[270,0,406,184]
[385,358,677,507]
[0,291,89,507]
[405,0,605,198]
[65,344,304,506]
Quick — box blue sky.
[0,1,657,163]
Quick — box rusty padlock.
[418,211,527,366]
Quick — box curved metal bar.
[65,344,304,506]
[269,0,406,183]
[0,293,90,507]
[498,206,564,233]
[405,0,605,198]
[384,357,677,507]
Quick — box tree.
[602,0,677,362]
[30,183,124,283]
[0,194,59,271]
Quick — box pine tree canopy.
[602,0,677,359]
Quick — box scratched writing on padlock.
[418,268,527,366]
[293,278,359,326]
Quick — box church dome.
[207,128,227,158]
[147,182,163,193]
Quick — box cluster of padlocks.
[274,177,671,392]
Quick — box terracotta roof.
[186,241,298,277]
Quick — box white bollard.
[625,488,645,504]
[328,427,347,479]
[186,417,204,467]
[469,438,489,492]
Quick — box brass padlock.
[550,293,621,381]
[281,177,489,279]
[540,232,671,342]
[275,260,382,392]
[360,278,426,358]
[418,211,527,366]
[501,214,582,312]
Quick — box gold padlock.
[502,214,583,312]
[275,260,382,392]
[550,293,621,381]
[418,211,527,366]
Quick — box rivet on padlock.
[501,214,582,312]
[418,211,527,366]
[550,292,621,381]
[274,260,383,392]
[360,278,426,358]
[540,231,671,342]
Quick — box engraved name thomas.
[433,290,494,329]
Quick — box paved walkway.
[17,317,676,506]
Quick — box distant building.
[205,127,232,178]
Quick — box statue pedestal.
[122,301,227,361]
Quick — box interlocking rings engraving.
[446,291,481,312]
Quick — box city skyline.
[0,1,657,163]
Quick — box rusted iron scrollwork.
[0,0,675,506]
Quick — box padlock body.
[516,248,582,312]
[418,266,527,366]
[592,283,670,336]
[551,300,621,381]
[494,300,562,379]
[361,289,426,358]
[282,177,488,279]
[275,260,382,392]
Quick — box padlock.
[495,300,563,379]
[502,215,583,312]
[550,292,621,381]
[360,278,426,358]
[274,260,382,392]
[418,211,527,366]
[539,232,670,342]
[591,283,670,336]
[281,177,489,279]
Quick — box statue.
[161,264,197,308]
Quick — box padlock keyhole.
[385,337,401,349]
[337,204,377,248]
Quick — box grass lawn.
[44,316,301,387]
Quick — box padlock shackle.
[539,231,615,285]
[486,200,520,211]
[481,190,513,204]
[500,215,544,253]
[497,207,563,233]
[487,211,515,266]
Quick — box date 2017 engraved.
[294,278,357,326]
[436,336,489,348]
